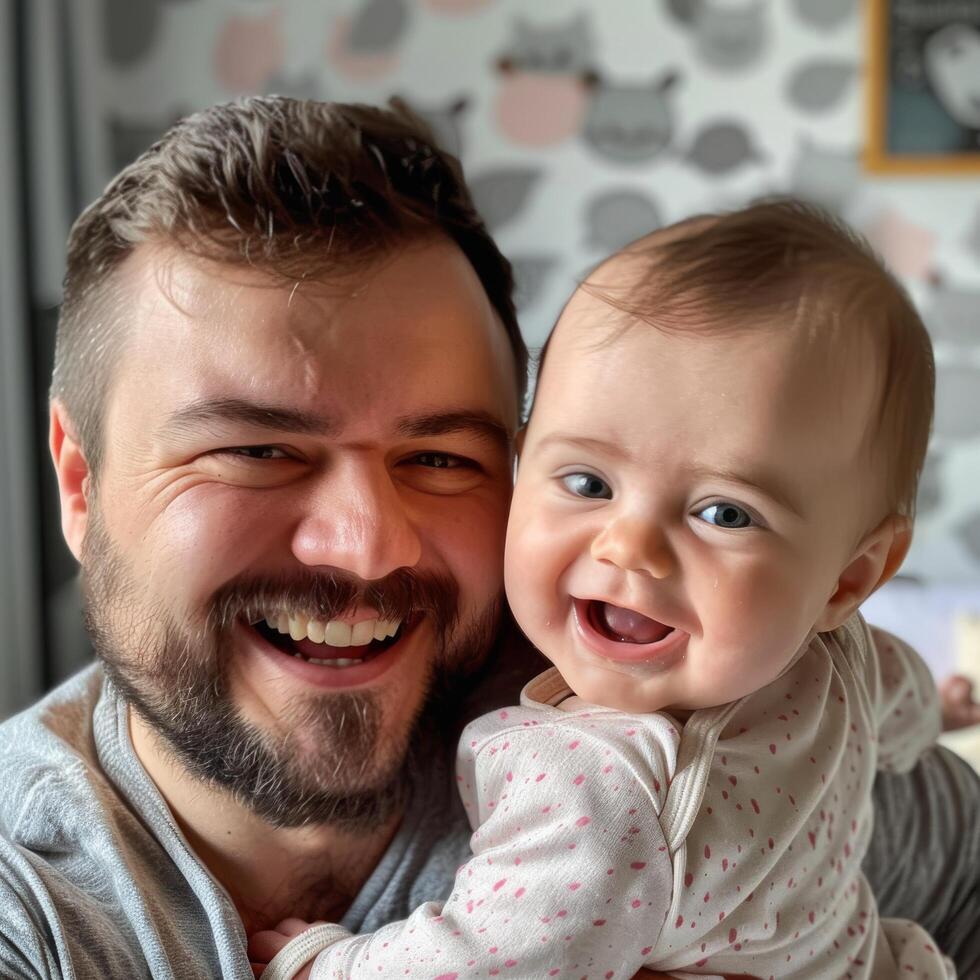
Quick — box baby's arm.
[264,715,677,979]
[938,674,980,731]
[867,622,942,772]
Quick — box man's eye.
[222,446,290,460]
[413,453,465,469]
[562,473,612,499]
[697,502,754,529]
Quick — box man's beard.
[80,511,498,831]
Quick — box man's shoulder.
[0,667,148,978]
[0,665,103,750]
[0,667,105,827]
[0,668,241,978]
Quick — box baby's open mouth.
[587,600,673,645]
[251,611,413,667]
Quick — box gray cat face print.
[498,13,594,74]
[469,167,543,233]
[683,120,762,176]
[662,0,768,70]
[791,0,857,31]
[585,189,663,252]
[347,0,410,54]
[694,0,768,71]
[786,60,858,114]
[583,73,679,164]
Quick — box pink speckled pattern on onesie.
[280,614,952,979]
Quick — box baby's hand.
[248,918,321,979]
[939,674,980,732]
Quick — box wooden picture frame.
[866,0,980,174]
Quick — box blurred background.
[1,0,979,723]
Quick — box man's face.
[74,237,518,827]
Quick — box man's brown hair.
[576,198,935,519]
[52,96,527,475]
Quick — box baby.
[257,201,953,978]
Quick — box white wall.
[50,0,980,582]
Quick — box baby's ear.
[815,515,911,632]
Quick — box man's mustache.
[206,567,461,638]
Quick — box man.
[0,97,976,979]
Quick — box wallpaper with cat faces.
[73,0,980,581]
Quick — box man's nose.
[590,513,676,579]
[290,461,422,581]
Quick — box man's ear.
[815,514,911,632]
[50,401,91,561]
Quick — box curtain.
[0,0,99,717]
[0,0,44,715]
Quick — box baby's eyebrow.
[690,463,805,520]
[534,434,634,462]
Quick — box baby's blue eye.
[698,502,753,529]
[563,473,612,499]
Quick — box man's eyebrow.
[396,411,513,452]
[164,398,337,436]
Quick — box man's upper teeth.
[266,614,400,647]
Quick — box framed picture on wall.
[866,0,980,174]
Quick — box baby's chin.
[551,657,675,715]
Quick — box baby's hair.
[560,198,935,520]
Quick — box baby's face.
[505,284,882,713]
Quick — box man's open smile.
[245,612,426,688]
[255,610,405,663]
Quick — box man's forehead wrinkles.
[164,398,338,436]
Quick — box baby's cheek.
[505,512,563,600]
[504,552,550,647]
[698,568,775,645]
[514,593,563,665]
[704,566,810,679]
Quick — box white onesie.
[264,613,953,979]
